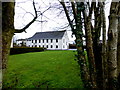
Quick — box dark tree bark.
[2,0,38,69]
[92,3,103,89]
[0,2,2,70]
[107,2,119,89]
[75,2,92,88]
[2,2,15,69]
[117,3,120,87]
[83,2,97,88]
[100,2,108,89]
[117,15,120,89]
[60,1,91,88]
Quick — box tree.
[2,0,120,89]
[60,1,98,89]
[117,1,120,86]
[2,1,15,69]
[2,0,41,69]
[100,2,108,89]
[107,2,119,89]
[60,0,120,89]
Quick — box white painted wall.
[26,32,69,50]
[10,38,13,48]
[61,31,69,50]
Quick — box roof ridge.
[36,30,66,33]
[27,30,66,40]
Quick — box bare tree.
[60,1,98,88]
[100,2,108,89]
[117,2,120,85]
[107,2,119,89]
[2,0,51,69]
[2,0,120,89]
[2,1,15,69]
[60,0,120,89]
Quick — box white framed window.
[51,45,53,48]
[35,40,37,43]
[32,40,33,43]
[56,45,58,48]
[43,39,44,43]
[47,39,48,43]
[56,39,58,43]
[51,39,53,43]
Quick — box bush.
[10,47,46,55]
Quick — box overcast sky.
[14,0,111,41]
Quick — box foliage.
[60,1,120,89]
[3,50,83,88]
[10,47,46,55]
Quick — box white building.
[16,39,27,47]
[26,30,69,50]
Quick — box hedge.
[10,47,46,55]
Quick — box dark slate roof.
[27,30,66,40]
[16,39,27,41]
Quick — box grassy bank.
[3,50,83,88]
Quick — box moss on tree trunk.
[107,3,119,89]
[2,2,15,69]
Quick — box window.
[32,40,33,43]
[35,40,37,43]
[43,39,44,43]
[47,45,48,48]
[39,40,41,43]
[63,45,65,48]
[56,39,58,43]
[47,39,48,43]
[51,39,53,43]
[51,45,53,48]
[35,45,37,47]
[56,45,58,48]
[43,45,44,48]
[39,45,41,47]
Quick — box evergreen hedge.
[10,47,46,55]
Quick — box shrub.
[10,47,46,55]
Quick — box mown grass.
[3,50,83,88]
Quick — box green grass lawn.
[3,50,83,88]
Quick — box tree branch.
[15,0,37,33]
[71,1,77,24]
[60,1,74,31]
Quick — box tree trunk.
[107,2,118,89]
[84,2,97,88]
[86,16,97,89]
[117,14,120,86]
[75,2,91,88]
[2,2,15,69]
[93,3,103,89]
[101,2,108,89]
[0,2,2,69]
[82,2,97,88]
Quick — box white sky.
[14,0,111,41]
